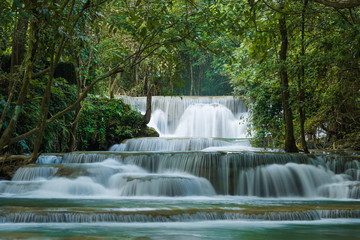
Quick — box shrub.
[76,97,145,150]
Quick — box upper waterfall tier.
[120,96,248,138]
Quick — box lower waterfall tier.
[1,198,360,223]
[24,151,360,198]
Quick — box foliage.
[1,0,360,155]
[0,76,78,154]
[76,97,145,151]
[226,40,284,148]
[226,1,360,149]
[95,0,235,96]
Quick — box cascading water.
[121,96,248,137]
[1,96,360,239]
[174,103,246,138]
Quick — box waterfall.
[12,166,58,181]
[3,151,359,198]
[236,163,343,197]
[1,96,360,235]
[120,96,248,137]
[173,103,247,138]
[109,172,216,197]
[36,155,62,164]
[0,210,322,223]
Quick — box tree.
[298,0,309,153]
[2,0,359,156]
[228,0,360,150]
[278,3,298,153]
[0,0,125,159]
[1,0,231,157]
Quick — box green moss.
[76,97,159,151]
[140,126,159,138]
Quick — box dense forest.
[1,0,360,161]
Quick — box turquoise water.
[0,197,359,239]
[1,220,360,239]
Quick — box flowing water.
[1,96,360,239]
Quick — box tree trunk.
[0,78,19,131]
[198,63,204,96]
[298,0,309,153]
[1,11,29,133]
[31,47,57,161]
[31,30,68,161]
[169,60,174,93]
[10,14,28,74]
[143,72,152,125]
[135,64,139,84]
[5,64,124,149]
[68,51,83,152]
[190,56,194,96]
[279,13,298,153]
[69,104,84,152]
[0,19,39,153]
[110,72,121,99]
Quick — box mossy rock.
[138,126,159,138]
[0,155,30,180]
[77,98,159,151]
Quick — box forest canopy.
[0,0,360,158]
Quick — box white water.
[0,159,216,198]
[112,96,255,153]
[1,96,360,239]
[1,154,359,199]
[121,96,248,138]
[110,137,234,152]
[174,103,247,138]
[236,163,344,197]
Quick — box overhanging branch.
[312,0,360,8]
[9,64,124,145]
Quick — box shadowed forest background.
[1,0,360,160]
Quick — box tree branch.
[312,0,360,8]
[9,64,124,145]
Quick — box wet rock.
[0,155,30,180]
